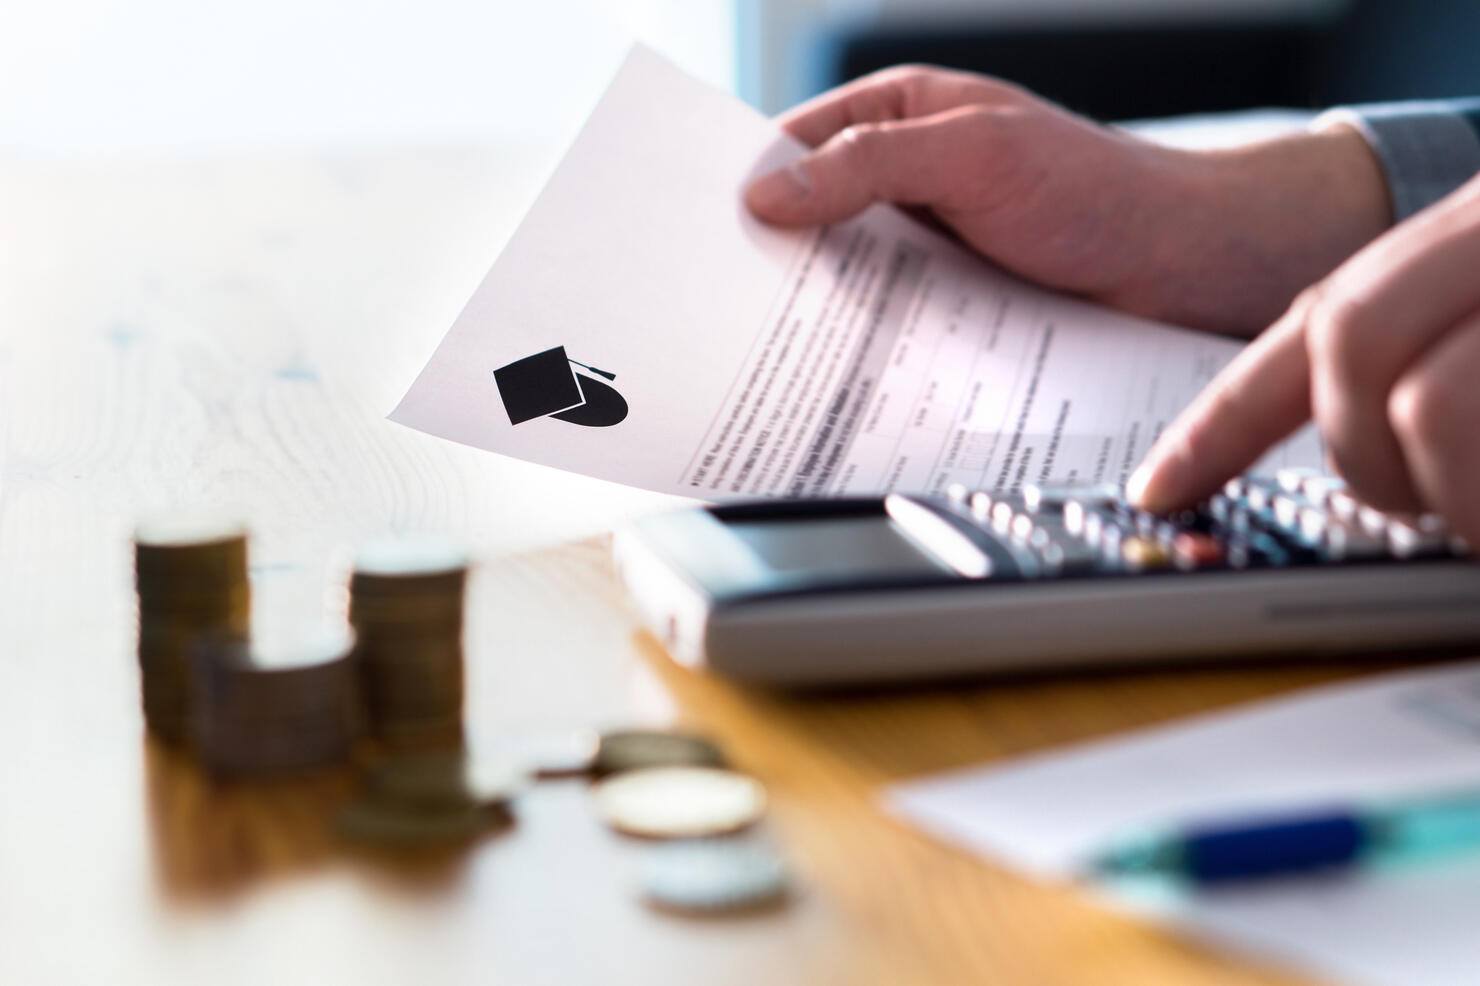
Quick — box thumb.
[745,109,979,226]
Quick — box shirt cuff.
[1312,99,1480,222]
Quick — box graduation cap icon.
[493,346,629,428]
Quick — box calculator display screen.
[731,516,950,580]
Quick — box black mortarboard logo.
[493,346,628,428]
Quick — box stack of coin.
[337,750,524,847]
[349,538,469,750]
[134,515,251,743]
[189,620,361,775]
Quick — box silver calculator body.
[612,474,1480,685]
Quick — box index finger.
[775,67,1009,148]
[1129,305,1314,512]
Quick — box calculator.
[612,470,1480,684]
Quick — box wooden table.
[0,147,1400,986]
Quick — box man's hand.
[746,66,1390,337]
[1129,172,1480,546]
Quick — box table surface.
[0,145,1411,986]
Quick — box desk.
[0,148,1396,985]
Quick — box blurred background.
[6,0,1480,162]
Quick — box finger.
[775,65,1013,148]
[1303,178,1480,509]
[1386,307,1480,547]
[746,107,987,227]
[1128,302,1314,512]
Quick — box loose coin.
[336,800,503,847]
[366,751,528,810]
[594,729,726,776]
[640,839,791,913]
[594,766,766,838]
[472,727,601,778]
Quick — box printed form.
[392,45,1319,499]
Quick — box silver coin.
[640,839,790,913]
[593,766,766,838]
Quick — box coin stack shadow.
[135,522,251,744]
[189,629,362,775]
[349,544,468,751]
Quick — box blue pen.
[1086,787,1480,885]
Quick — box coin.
[640,839,790,913]
[336,800,504,847]
[594,729,726,776]
[366,752,528,810]
[134,512,251,743]
[349,535,470,750]
[593,766,766,838]
[472,727,600,778]
[189,619,361,775]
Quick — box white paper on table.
[391,44,1321,499]
[886,662,1480,986]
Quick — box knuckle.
[1304,292,1378,383]
[836,122,884,159]
[1388,370,1462,450]
[876,63,932,86]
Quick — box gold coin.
[593,767,766,839]
[336,800,503,847]
[594,729,726,776]
[366,752,527,810]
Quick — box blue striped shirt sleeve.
[1313,98,1480,221]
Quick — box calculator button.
[1121,537,1172,571]
[1271,493,1308,531]
[1300,475,1346,505]
[968,491,992,522]
[1387,515,1448,558]
[1297,505,1328,543]
[990,500,1018,535]
[1328,489,1361,523]
[1132,511,1159,539]
[1023,482,1115,513]
[1321,521,1389,561]
[1078,507,1121,548]
[1243,478,1279,512]
[1009,512,1036,543]
[1276,467,1322,493]
[1358,505,1389,537]
[1226,532,1291,569]
[1173,532,1224,569]
[1097,521,1125,558]
[1038,538,1100,575]
[946,483,969,504]
[1064,499,1111,537]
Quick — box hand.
[746,66,1391,336]
[1129,172,1480,547]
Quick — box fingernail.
[746,162,812,215]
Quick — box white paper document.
[391,45,1318,498]
[887,662,1480,986]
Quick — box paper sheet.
[392,45,1320,499]
[887,662,1480,986]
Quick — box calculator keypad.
[940,470,1469,578]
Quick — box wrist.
[1108,126,1391,336]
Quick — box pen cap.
[1184,813,1366,882]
